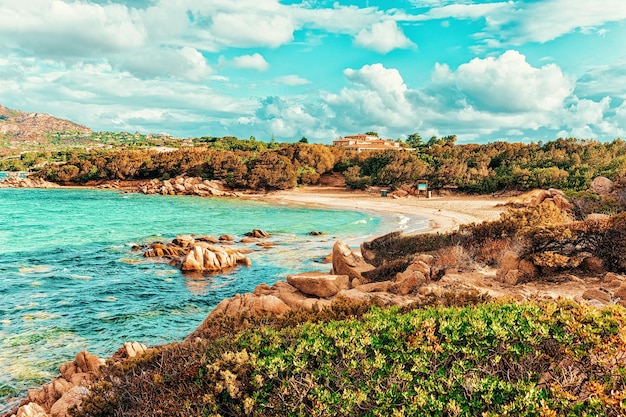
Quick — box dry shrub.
[431,245,474,276]
[470,237,513,266]
[361,258,412,283]
[361,231,457,267]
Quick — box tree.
[406,133,422,149]
[365,131,379,137]
[298,136,308,143]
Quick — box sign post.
[417,180,428,198]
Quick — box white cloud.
[232,53,270,71]
[432,50,574,113]
[564,97,611,126]
[324,64,414,132]
[121,47,212,82]
[354,20,415,53]
[275,75,311,86]
[414,2,512,21]
[209,13,295,48]
[486,0,626,44]
[0,0,146,56]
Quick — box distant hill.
[0,104,92,142]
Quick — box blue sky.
[1,0,625,144]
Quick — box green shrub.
[73,300,626,417]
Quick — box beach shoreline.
[246,186,508,235]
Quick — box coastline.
[247,186,507,235]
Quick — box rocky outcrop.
[330,241,375,285]
[180,244,252,272]
[0,175,58,189]
[9,342,148,417]
[188,241,435,336]
[505,188,572,211]
[138,177,239,197]
[142,235,253,273]
[8,351,104,417]
[390,259,431,295]
[496,251,539,285]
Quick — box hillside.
[0,104,92,142]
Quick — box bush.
[72,300,626,417]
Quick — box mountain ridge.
[0,104,92,142]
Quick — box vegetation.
[3,136,624,195]
[72,298,626,417]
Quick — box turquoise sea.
[0,187,428,412]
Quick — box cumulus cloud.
[255,96,326,139]
[231,53,270,71]
[0,0,146,57]
[354,20,415,53]
[431,50,574,113]
[121,46,212,81]
[324,63,414,132]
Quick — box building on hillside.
[333,134,403,152]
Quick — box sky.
[1,0,625,144]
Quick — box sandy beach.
[255,186,508,234]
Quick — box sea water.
[0,188,428,411]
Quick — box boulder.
[196,235,219,244]
[15,402,48,417]
[506,189,552,207]
[245,229,270,239]
[586,213,610,222]
[604,272,624,284]
[582,288,611,304]
[123,341,147,358]
[209,294,291,317]
[355,281,392,293]
[172,235,195,248]
[330,241,375,282]
[391,270,426,295]
[612,283,626,303]
[580,256,605,274]
[287,272,350,298]
[590,176,614,195]
[73,351,103,375]
[49,386,90,417]
[405,260,431,280]
[502,269,524,285]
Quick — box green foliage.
[72,300,626,417]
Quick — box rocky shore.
[8,228,626,416]
[0,175,58,189]
[136,176,241,198]
[6,182,626,416]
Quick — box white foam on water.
[18,265,53,274]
